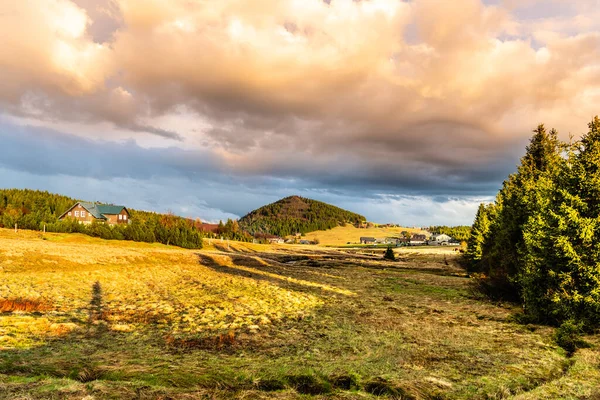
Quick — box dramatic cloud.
[1,0,599,224]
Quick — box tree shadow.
[196,253,354,296]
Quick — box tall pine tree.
[481,125,563,286]
[521,118,600,326]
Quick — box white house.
[429,234,452,245]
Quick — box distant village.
[263,226,461,247]
[357,232,460,247]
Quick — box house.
[59,202,130,225]
[384,237,401,245]
[267,237,285,244]
[360,237,376,244]
[429,233,452,245]
[397,237,411,244]
[408,234,427,245]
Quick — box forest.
[427,225,471,242]
[466,116,600,332]
[0,189,205,249]
[239,195,365,237]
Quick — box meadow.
[303,225,430,246]
[0,228,599,399]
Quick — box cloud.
[1,0,600,224]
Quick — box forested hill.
[0,188,204,249]
[239,195,366,236]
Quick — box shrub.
[383,246,396,261]
[554,320,590,355]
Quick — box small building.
[383,237,401,245]
[59,202,130,225]
[429,233,452,245]
[360,237,376,244]
[267,237,285,244]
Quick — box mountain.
[239,195,366,237]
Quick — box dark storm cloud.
[0,122,214,180]
[0,120,520,199]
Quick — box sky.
[1,0,599,226]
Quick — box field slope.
[304,224,431,246]
[0,229,598,399]
[239,195,365,236]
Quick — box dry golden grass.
[0,228,599,400]
[0,229,321,348]
[303,224,429,246]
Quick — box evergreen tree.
[520,117,600,326]
[465,203,492,270]
[481,125,563,285]
[384,246,396,261]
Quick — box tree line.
[427,226,471,242]
[0,189,203,249]
[466,117,600,330]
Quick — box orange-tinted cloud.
[1,0,600,195]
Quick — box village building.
[429,233,453,245]
[360,237,376,244]
[59,202,130,225]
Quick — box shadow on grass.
[197,253,354,296]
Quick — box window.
[118,215,122,220]
[75,211,79,217]
[68,212,72,216]
[81,211,86,218]
[123,215,127,220]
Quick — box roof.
[79,202,106,219]
[96,204,126,216]
[360,237,376,241]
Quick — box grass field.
[304,225,429,246]
[0,228,599,399]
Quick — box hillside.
[239,195,366,237]
[304,225,430,246]
[0,188,204,248]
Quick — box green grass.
[0,228,599,399]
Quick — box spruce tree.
[482,125,562,285]
[465,203,492,270]
[521,117,600,326]
[384,246,396,261]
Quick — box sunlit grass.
[304,224,429,246]
[0,229,322,348]
[0,228,599,399]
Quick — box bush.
[554,320,590,355]
[383,246,396,261]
